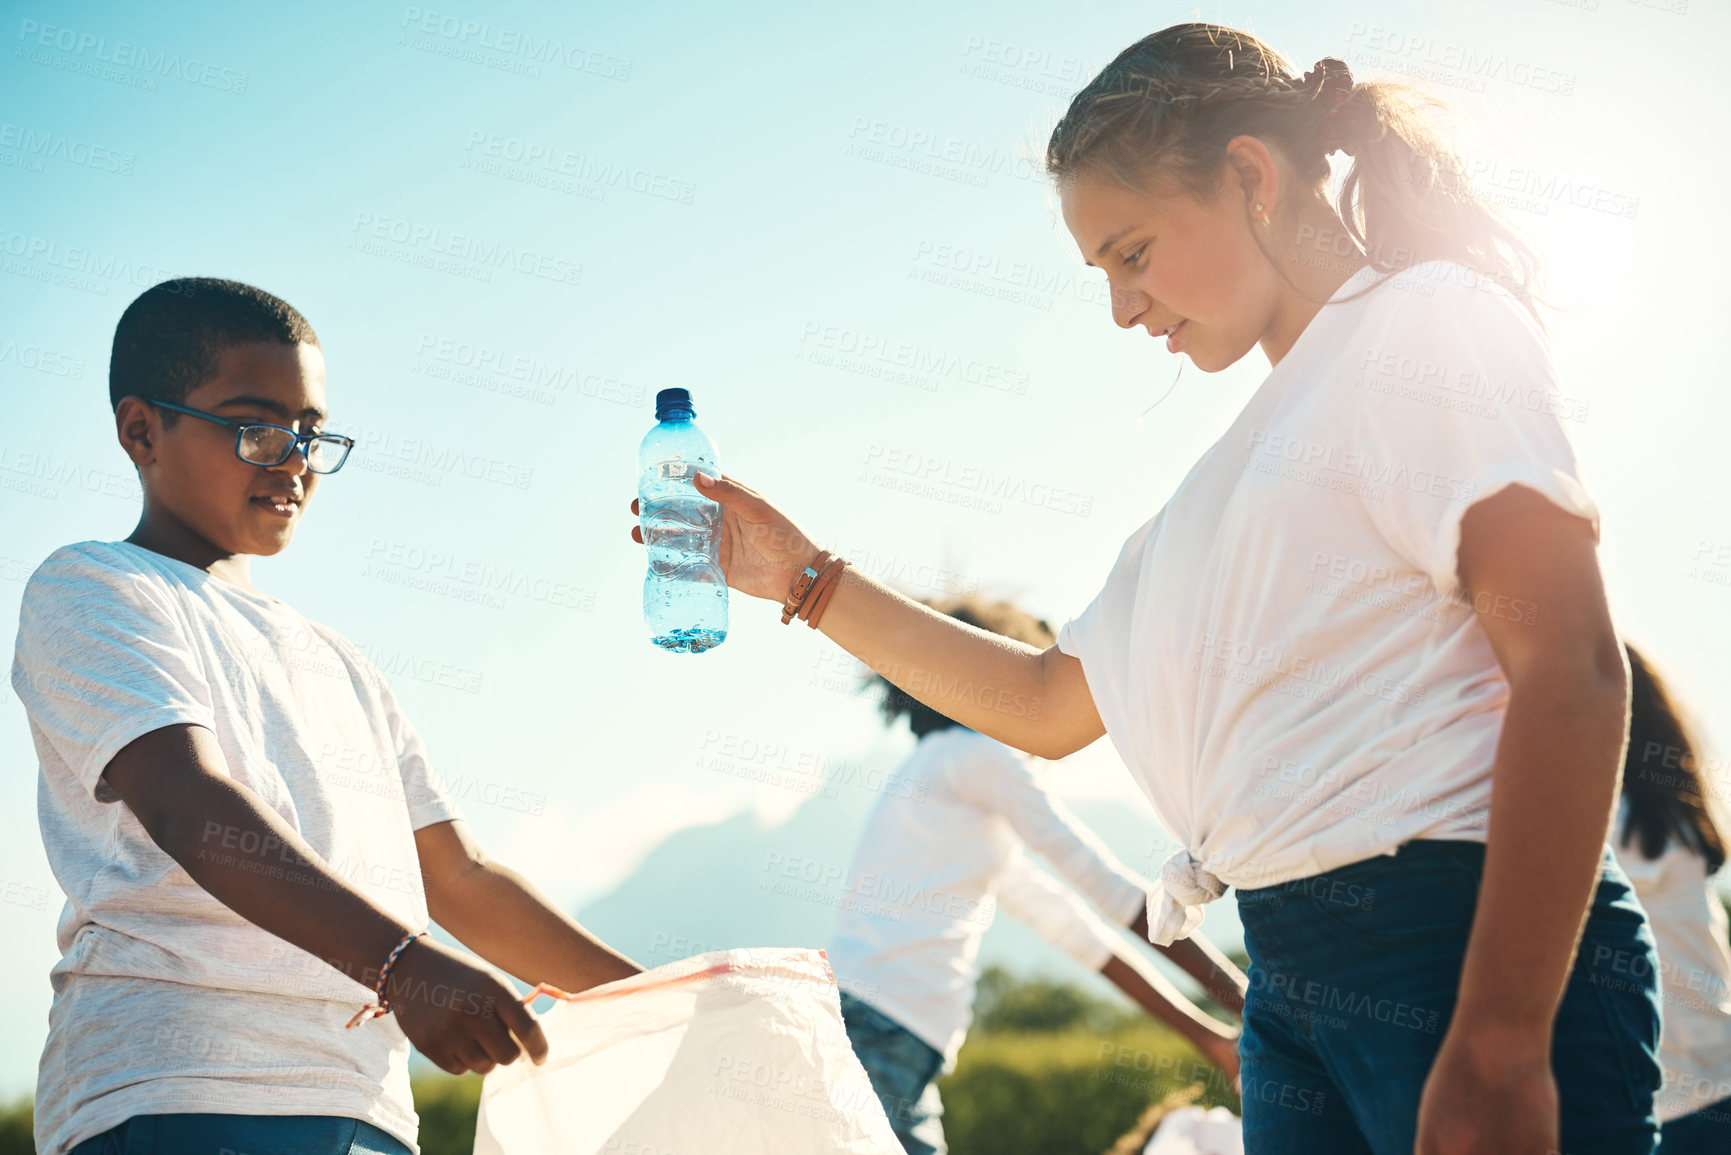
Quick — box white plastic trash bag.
[1141,1104,1244,1155]
[473,947,903,1155]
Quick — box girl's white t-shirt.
[1056,260,1599,945]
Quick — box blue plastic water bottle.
[639,388,728,652]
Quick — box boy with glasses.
[11,277,641,1155]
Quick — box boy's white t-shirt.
[11,540,466,1155]
[1056,260,1599,945]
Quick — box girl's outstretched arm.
[631,473,1106,760]
[1415,484,1629,1154]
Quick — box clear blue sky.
[2,0,1727,1099]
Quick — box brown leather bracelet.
[802,557,851,630]
[780,550,833,624]
[796,556,846,623]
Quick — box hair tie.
[1302,57,1358,156]
[1302,56,1354,104]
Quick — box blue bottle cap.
[655,388,695,420]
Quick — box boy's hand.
[387,937,549,1076]
[631,472,822,602]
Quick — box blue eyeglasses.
[150,399,355,474]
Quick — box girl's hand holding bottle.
[631,471,821,604]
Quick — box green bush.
[412,1074,483,1155]
[937,1023,1237,1155]
[923,965,1240,1154]
[0,1098,31,1155]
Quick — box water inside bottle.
[640,483,727,653]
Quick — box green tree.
[971,964,1134,1035]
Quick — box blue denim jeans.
[1660,1094,1731,1153]
[68,1113,413,1155]
[1236,839,1662,1154]
[838,989,947,1155]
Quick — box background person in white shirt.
[827,595,1246,1155]
[630,21,1659,1154]
[1610,646,1731,1152]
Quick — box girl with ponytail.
[1612,645,1731,1148]
[632,22,1655,1153]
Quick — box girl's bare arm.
[1415,485,1629,1150]
[813,565,1105,760]
[632,472,1105,760]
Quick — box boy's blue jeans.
[68,1113,412,1154]
[838,989,947,1155]
[1236,838,1662,1154]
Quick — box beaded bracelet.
[345,930,427,1029]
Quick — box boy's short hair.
[871,594,1057,738]
[109,277,320,416]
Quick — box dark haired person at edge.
[1610,646,1731,1152]
[828,595,1246,1154]
[632,24,1660,1155]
